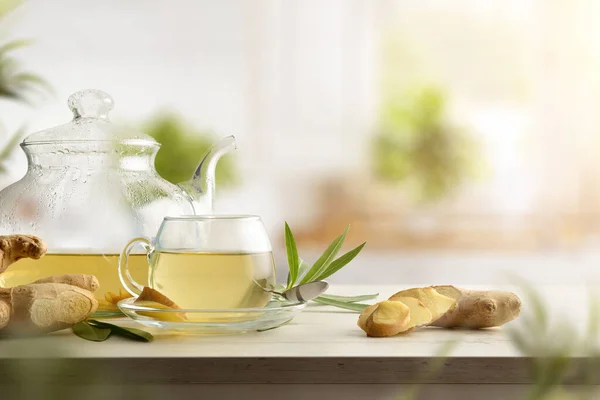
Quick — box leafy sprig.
[72,319,153,342]
[283,222,377,312]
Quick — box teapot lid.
[22,89,158,145]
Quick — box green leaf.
[312,296,370,313]
[297,259,311,282]
[319,292,379,303]
[300,226,350,284]
[88,320,153,342]
[90,310,125,319]
[313,242,366,281]
[285,222,300,289]
[257,319,292,332]
[72,321,111,342]
[0,1,23,19]
[144,113,237,186]
[586,291,600,349]
[0,39,32,55]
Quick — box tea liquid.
[0,253,149,311]
[149,251,276,309]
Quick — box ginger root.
[363,301,410,337]
[357,303,379,332]
[431,285,521,329]
[134,287,187,322]
[33,274,99,292]
[392,296,432,331]
[0,283,98,334]
[0,235,99,334]
[358,285,522,337]
[136,286,180,309]
[389,287,456,321]
[358,297,432,336]
[0,235,47,274]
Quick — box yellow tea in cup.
[118,215,277,310]
[149,251,275,309]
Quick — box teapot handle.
[118,237,152,296]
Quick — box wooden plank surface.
[0,284,592,385]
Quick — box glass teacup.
[118,215,276,310]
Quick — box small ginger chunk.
[363,300,410,337]
[390,287,456,321]
[391,296,432,330]
[134,287,186,322]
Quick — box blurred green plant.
[143,113,237,186]
[372,86,479,203]
[0,0,51,170]
[506,278,600,400]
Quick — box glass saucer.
[117,298,306,334]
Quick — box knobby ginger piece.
[364,301,410,337]
[389,287,456,321]
[0,235,47,274]
[0,301,9,330]
[431,285,521,329]
[33,274,99,293]
[0,283,98,334]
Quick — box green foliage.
[283,222,375,312]
[0,0,50,104]
[506,278,600,400]
[143,113,237,186]
[372,86,479,203]
[0,39,51,103]
[284,222,300,289]
[0,0,51,168]
[72,320,153,342]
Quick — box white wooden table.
[0,285,594,400]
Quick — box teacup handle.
[118,237,152,296]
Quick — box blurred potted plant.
[143,112,238,186]
[372,85,478,203]
[0,0,51,181]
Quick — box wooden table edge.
[0,356,592,385]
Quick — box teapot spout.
[178,135,237,214]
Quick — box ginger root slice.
[392,296,432,331]
[389,287,456,321]
[364,301,410,337]
[357,303,379,332]
[33,274,99,293]
[135,286,181,309]
[0,283,98,334]
[134,287,187,322]
[358,297,432,337]
[0,235,47,274]
[431,285,521,329]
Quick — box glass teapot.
[0,89,236,311]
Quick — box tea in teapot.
[0,89,236,311]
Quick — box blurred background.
[2,0,600,285]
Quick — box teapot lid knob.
[68,89,114,120]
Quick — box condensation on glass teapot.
[0,89,236,304]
